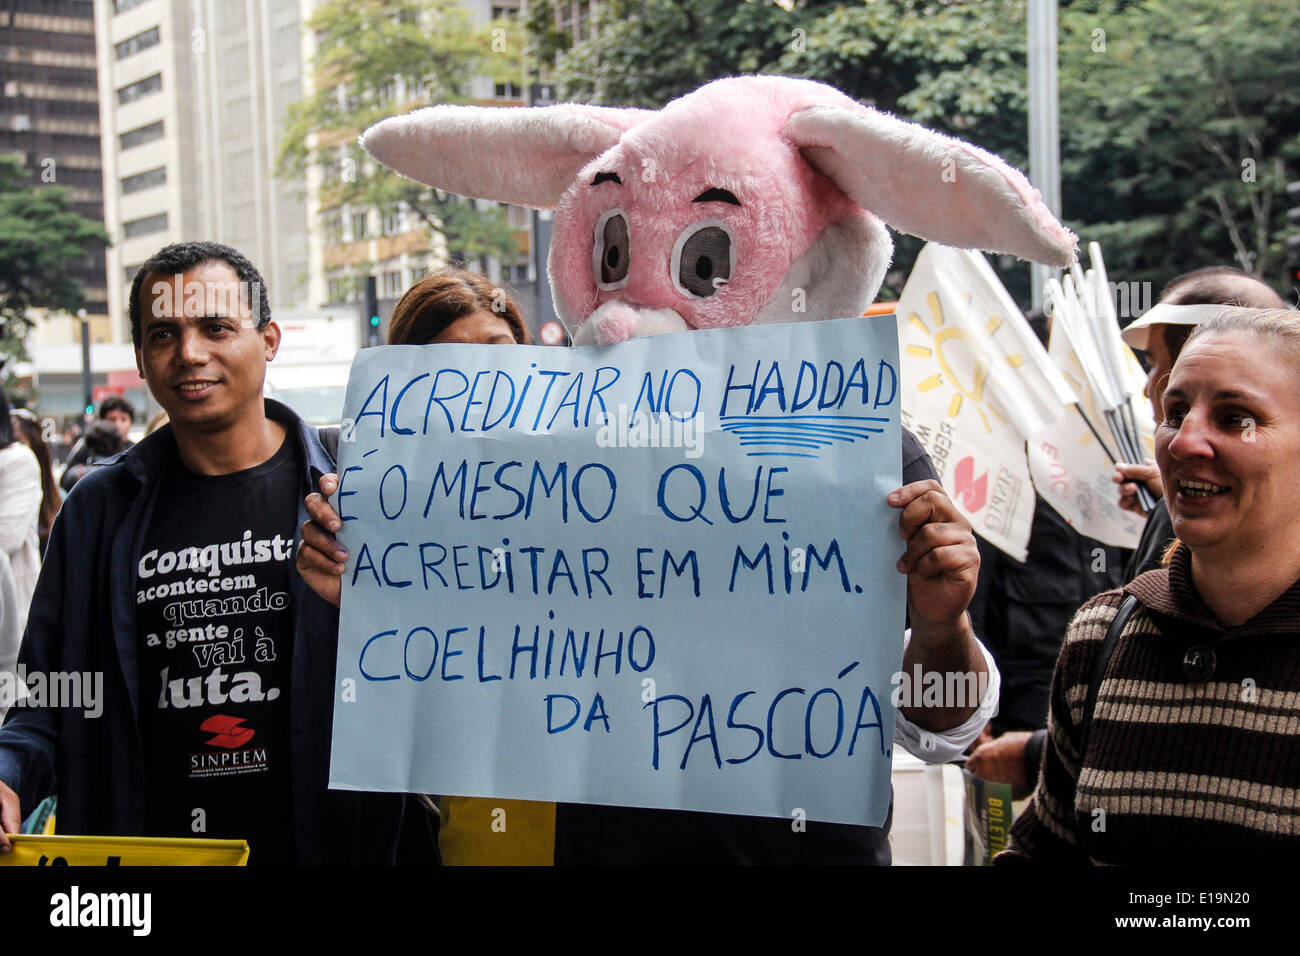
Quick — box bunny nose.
[576,301,691,346]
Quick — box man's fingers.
[305,492,343,533]
[897,522,970,573]
[0,783,20,850]
[887,479,944,512]
[1115,461,1159,482]
[894,485,967,541]
[295,543,343,608]
[319,472,339,496]
[297,539,346,576]
[905,542,979,580]
[300,516,346,560]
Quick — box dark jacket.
[968,496,1128,732]
[0,400,407,864]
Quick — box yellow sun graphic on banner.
[903,290,1027,436]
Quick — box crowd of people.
[0,236,1296,866]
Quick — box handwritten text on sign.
[327,316,906,826]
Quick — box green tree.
[529,0,1300,304]
[1057,0,1300,294]
[529,0,1035,299]
[277,0,525,275]
[0,155,109,369]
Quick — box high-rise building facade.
[94,0,309,343]
[302,0,536,329]
[0,0,109,343]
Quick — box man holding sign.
[300,315,996,864]
[0,243,416,865]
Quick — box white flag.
[897,245,1074,561]
[1027,325,1146,548]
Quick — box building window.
[121,165,166,195]
[335,84,358,113]
[114,26,160,61]
[350,210,369,242]
[493,81,522,100]
[119,120,164,150]
[327,274,356,304]
[506,204,530,229]
[117,72,162,106]
[377,79,396,107]
[382,269,403,298]
[113,0,153,13]
[123,212,168,238]
[322,210,343,245]
[124,263,142,284]
[492,4,520,20]
[382,204,404,236]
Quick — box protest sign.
[327,315,906,826]
[0,835,249,866]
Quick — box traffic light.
[363,274,380,348]
[1286,181,1300,285]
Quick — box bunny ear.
[360,103,650,209]
[784,104,1077,266]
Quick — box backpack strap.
[1077,594,1139,768]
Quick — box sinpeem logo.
[50,886,151,936]
[201,714,254,749]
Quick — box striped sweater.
[998,546,1300,864]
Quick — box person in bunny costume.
[300,75,1077,863]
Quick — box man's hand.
[296,473,347,608]
[1112,460,1163,516]
[966,730,1034,800]
[888,480,986,731]
[889,480,979,632]
[0,779,20,852]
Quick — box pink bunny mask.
[362,75,1076,345]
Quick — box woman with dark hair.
[386,269,529,347]
[296,269,528,605]
[9,409,63,556]
[298,268,529,864]
[0,389,42,631]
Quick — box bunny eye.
[672,221,734,298]
[593,209,630,290]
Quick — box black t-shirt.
[136,432,300,865]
